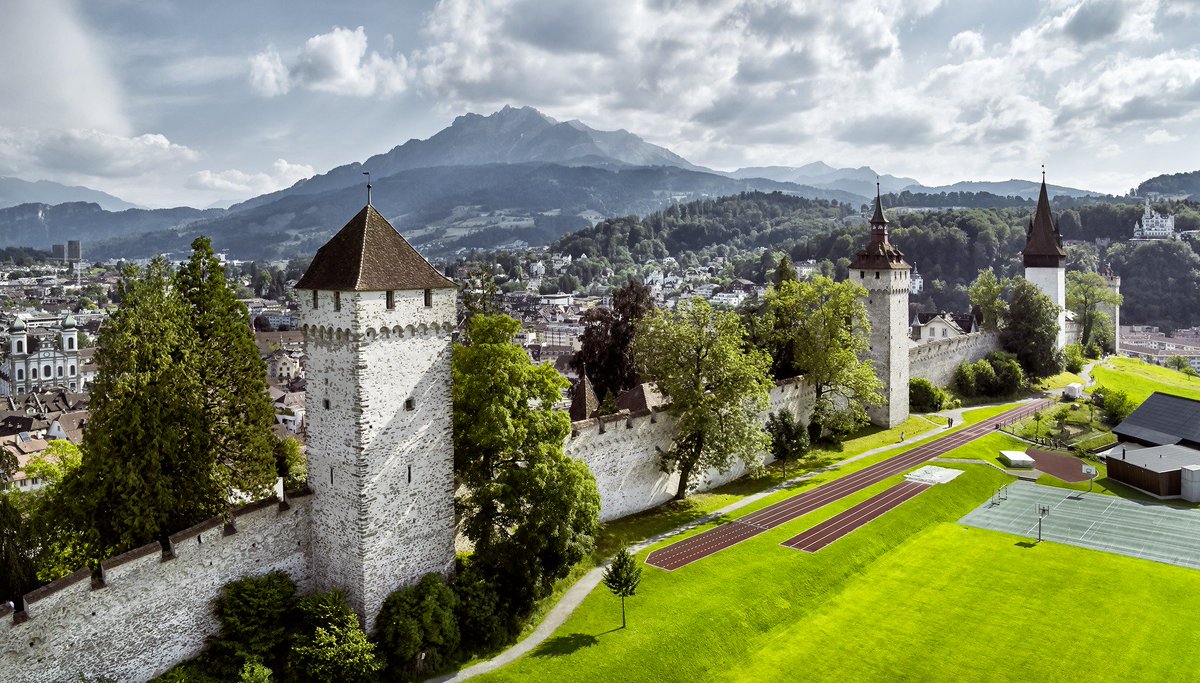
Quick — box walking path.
[429,401,1040,681]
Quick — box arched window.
[67,337,75,350]
[43,365,52,378]
[31,368,37,379]
[16,369,23,380]
[68,364,75,376]
[15,340,22,354]
[57,366,63,377]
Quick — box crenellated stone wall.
[1,490,313,683]
[908,331,1002,388]
[564,378,816,521]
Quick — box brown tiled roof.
[295,205,457,292]
[851,189,910,271]
[616,383,668,413]
[1023,179,1066,267]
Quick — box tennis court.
[959,481,1200,570]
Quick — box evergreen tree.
[174,237,277,505]
[601,546,642,629]
[633,298,772,499]
[773,254,798,285]
[571,280,654,403]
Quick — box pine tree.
[174,237,277,505]
[602,546,642,629]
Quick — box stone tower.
[851,185,911,428]
[296,204,458,628]
[1023,176,1068,349]
[1102,268,1121,352]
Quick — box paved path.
[428,401,1040,681]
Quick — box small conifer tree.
[602,546,642,629]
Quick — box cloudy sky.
[1,0,1198,207]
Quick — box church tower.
[296,203,458,629]
[852,185,911,428]
[1023,176,1068,349]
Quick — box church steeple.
[1023,175,1066,268]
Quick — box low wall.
[1,491,314,683]
[909,331,1002,388]
[565,378,816,522]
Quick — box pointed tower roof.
[1023,177,1066,268]
[851,183,910,271]
[569,372,599,422]
[296,205,457,291]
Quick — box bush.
[1099,387,1135,425]
[765,409,810,472]
[1064,343,1085,374]
[987,352,1025,395]
[290,590,381,683]
[376,573,460,681]
[211,571,297,674]
[909,378,946,413]
[954,362,977,397]
[972,359,998,396]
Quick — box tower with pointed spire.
[296,204,458,629]
[851,184,911,428]
[1023,174,1068,349]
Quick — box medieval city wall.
[565,378,816,522]
[908,331,1003,388]
[0,491,313,683]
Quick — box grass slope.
[1093,357,1200,405]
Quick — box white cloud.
[186,159,315,195]
[249,26,408,97]
[0,127,197,178]
[949,30,984,57]
[1144,128,1181,143]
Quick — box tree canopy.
[633,297,772,499]
[571,279,654,403]
[1066,271,1122,350]
[1001,278,1063,378]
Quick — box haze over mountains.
[0,105,1187,261]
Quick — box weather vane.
[363,171,372,206]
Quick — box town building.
[911,311,979,343]
[1133,197,1176,240]
[0,314,83,395]
[1104,392,1200,501]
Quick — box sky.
[1,0,1198,208]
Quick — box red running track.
[780,479,930,553]
[644,399,1050,571]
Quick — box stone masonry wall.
[908,331,1002,388]
[565,378,816,522]
[0,491,313,683]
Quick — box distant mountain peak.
[0,176,141,212]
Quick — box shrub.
[453,561,509,653]
[1099,387,1135,425]
[211,571,297,673]
[909,378,946,413]
[376,573,460,681]
[954,362,977,397]
[1063,343,1085,374]
[290,590,381,683]
[988,353,1025,395]
[765,409,810,474]
[972,359,998,396]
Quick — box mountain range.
[0,105,1171,260]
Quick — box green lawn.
[937,431,1030,469]
[1036,370,1084,391]
[1093,357,1200,405]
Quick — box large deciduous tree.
[763,277,883,438]
[1002,277,1063,378]
[571,280,654,403]
[967,270,1009,331]
[1066,270,1122,350]
[633,297,771,499]
[453,314,601,619]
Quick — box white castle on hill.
[1,175,1119,682]
[1133,196,1176,240]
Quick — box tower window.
[405,398,416,411]
[16,369,22,380]
[323,398,331,410]
[31,368,37,379]
[424,289,432,307]
[44,365,51,377]
[407,464,412,483]
[312,290,319,309]
[334,291,341,312]
[875,272,880,279]
[67,338,74,350]
[386,290,395,309]
[15,341,22,354]
[69,364,75,376]
[57,366,63,377]
[859,271,864,279]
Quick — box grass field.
[1093,357,1200,405]
[1036,371,1085,391]
[937,431,1030,468]
[481,423,1200,682]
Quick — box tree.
[1166,356,1191,372]
[1064,343,1086,374]
[602,546,642,629]
[275,436,306,490]
[23,440,82,486]
[633,297,772,499]
[1066,271,1122,348]
[763,277,882,438]
[1099,387,1135,424]
[290,591,382,683]
[773,254,798,285]
[571,280,654,403]
[1002,278,1063,378]
[967,270,1008,331]
[453,314,601,619]
[765,409,810,478]
[0,493,36,604]
[376,573,460,681]
[212,571,298,674]
[461,269,502,319]
[174,237,277,507]
[909,378,946,413]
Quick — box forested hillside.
[1137,170,1200,198]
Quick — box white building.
[1023,178,1068,350]
[1133,197,1176,240]
[0,314,82,395]
[909,268,924,295]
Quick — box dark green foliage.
[453,560,509,652]
[1099,387,1135,425]
[290,590,381,683]
[909,378,947,413]
[765,409,810,476]
[1106,239,1200,331]
[602,546,642,629]
[1001,278,1063,378]
[0,493,36,604]
[954,353,1024,399]
[274,437,306,490]
[376,573,460,681]
[571,280,654,403]
[211,571,297,673]
[954,363,976,397]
